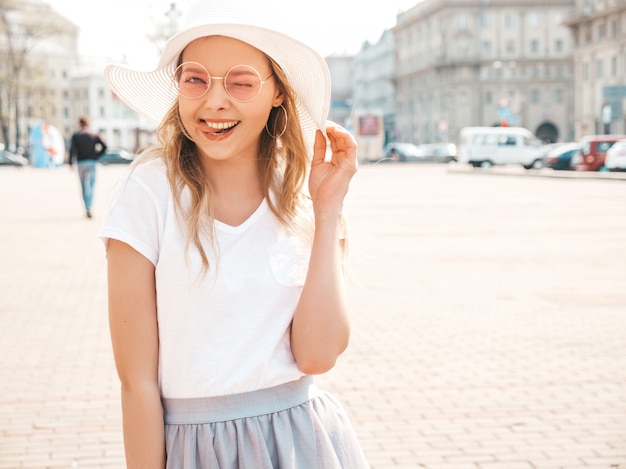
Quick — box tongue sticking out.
[200,121,239,136]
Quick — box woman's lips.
[197,120,239,132]
[195,120,240,140]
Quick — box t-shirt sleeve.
[98,171,161,266]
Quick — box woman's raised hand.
[309,125,358,211]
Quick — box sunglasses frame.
[173,61,273,103]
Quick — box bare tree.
[0,0,66,150]
[146,3,182,60]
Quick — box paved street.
[1,162,625,469]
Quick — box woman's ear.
[273,87,284,107]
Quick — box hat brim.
[104,23,331,153]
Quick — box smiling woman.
[173,35,280,154]
[97,1,369,467]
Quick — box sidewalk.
[446,162,626,181]
[1,164,625,469]
[0,167,122,468]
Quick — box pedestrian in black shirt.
[69,116,107,218]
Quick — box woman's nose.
[201,77,231,108]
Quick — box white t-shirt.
[99,158,309,398]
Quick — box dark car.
[98,149,135,165]
[0,149,28,167]
[383,142,424,162]
[541,142,579,170]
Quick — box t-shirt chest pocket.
[266,237,311,287]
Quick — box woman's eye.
[231,81,253,88]
[186,75,206,84]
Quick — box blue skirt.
[162,376,370,468]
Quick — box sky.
[46,0,418,68]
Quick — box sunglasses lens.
[174,63,264,102]
[175,63,209,98]
[225,65,262,102]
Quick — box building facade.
[1,1,156,157]
[14,0,624,159]
[326,55,355,129]
[393,0,576,145]
[351,29,397,145]
[34,52,156,156]
[564,0,626,137]
[66,66,156,152]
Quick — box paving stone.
[1,164,625,467]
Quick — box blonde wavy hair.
[133,55,330,273]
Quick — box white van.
[458,127,545,169]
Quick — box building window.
[597,22,606,40]
[528,13,539,29]
[555,39,563,53]
[506,40,515,54]
[531,89,540,103]
[556,65,564,78]
[505,13,515,28]
[530,39,539,54]
[480,13,490,28]
[482,41,492,54]
[610,19,619,38]
[611,56,617,77]
[457,14,468,30]
[485,91,492,104]
[597,59,603,79]
[458,39,469,55]
[507,66,516,80]
[554,12,563,25]
[555,89,563,103]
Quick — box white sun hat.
[104,0,331,152]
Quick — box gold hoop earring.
[265,105,288,139]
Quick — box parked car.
[575,134,626,171]
[604,139,626,171]
[384,142,424,162]
[415,143,457,163]
[541,142,580,170]
[98,149,135,165]
[0,149,28,167]
[457,126,544,169]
